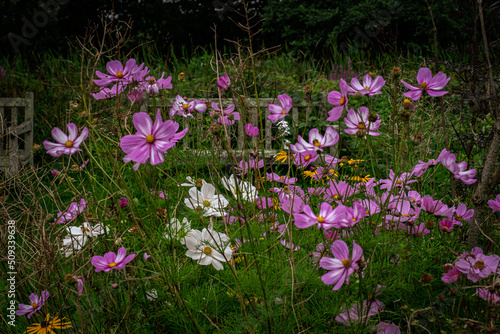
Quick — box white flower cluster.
[277,120,291,136]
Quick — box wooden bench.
[0,92,34,176]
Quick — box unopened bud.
[367,114,378,122]
[391,66,402,76]
[178,72,185,80]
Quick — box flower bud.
[391,66,402,76]
[178,72,185,80]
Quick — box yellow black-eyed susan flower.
[24,313,72,334]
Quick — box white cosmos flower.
[164,217,192,244]
[185,228,233,270]
[61,235,86,257]
[221,174,258,202]
[62,222,109,257]
[179,176,207,187]
[184,183,228,217]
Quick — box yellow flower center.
[149,78,155,84]
[341,259,351,267]
[182,103,189,110]
[146,135,155,143]
[474,260,485,270]
[283,186,289,192]
[334,194,339,200]
[65,140,73,148]
[116,71,124,78]
[177,231,186,238]
[81,227,89,232]
[313,139,321,147]
[233,189,238,194]
[304,155,311,161]
[364,86,370,90]
[420,82,427,89]
[455,214,461,219]
[402,214,409,217]
[317,216,325,223]
[339,97,345,105]
[396,179,402,185]
[196,178,204,187]
[403,99,411,107]
[203,200,211,207]
[281,109,286,115]
[108,262,117,268]
[357,122,365,129]
[203,246,212,255]
[31,302,38,308]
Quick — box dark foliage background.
[0,0,499,61]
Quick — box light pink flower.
[294,202,346,230]
[234,159,264,175]
[91,247,136,273]
[327,79,355,121]
[338,202,366,228]
[120,111,187,170]
[268,94,292,123]
[335,299,382,326]
[266,172,297,185]
[344,107,381,138]
[401,67,450,100]
[43,123,89,157]
[16,290,49,319]
[350,74,385,96]
[170,95,207,117]
[379,170,416,192]
[320,240,363,290]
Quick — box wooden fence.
[0,92,34,176]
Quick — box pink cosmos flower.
[16,290,49,319]
[143,252,151,261]
[43,123,89,157]
[379,170,416,192]
[266,172,297,184]
[452,203,473,224]
[488,194,500,212]
[455,252,500,282]
[335,300,383,326]
[170,95,207,117]
[234,159,264,175]
[91,247,136,273]
[327,79,355,121]
[401,67,450,100]
[94,59,144,87]
[441,266,461,283]
[320,240,364,290]
[127,88,143,103]
[143,72,172,95]
[92,83,126,100]
[350,74,386,96]
[290,127,339,153]
[344,107,381,138]
[51,169,61,177]
[245,123,259,137]
[120,111,188,170]
[439,218,454,232]
[217,73,231,91]
[338,202,366,228]
[211,102,240,125]
[268,93,292,123]
[294,202,346,230]
[293,150,318,168]
[75,276,85,296]
[407,222,430,236]
[476,288,500,304]
[118,197,128,208]
[373,322,401,334]
[54,199,87,224]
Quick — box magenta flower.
[439,218,454,232]
[290,127,339,153]
[327,79,355,121]
[234,159,264,175]
[268,93,292,123]
[335,300,383,326]
[293,150,318,168]
[373,322,401,334]
[127,88,143,103]
[16,290,49,319]
[488,194,500,212]
[344,107,381,138]
[120,111,188,170]
[211,102,240,125]
[217,73,231,91]
[91,247,136,273]
[453,203,473,224]
[350,74,385,96]
[94,59,143,87]
[379,169,416,191]
[476,288,500,304]
[338,202,366,228]
[170,95,207,117]
[407,222,430,236]
[118,197,128,208]
[320,240,363,290]
[294,202,345,230]
[92,83,126,100]
[143,72,172,95]
[401,67,450,100]
[244,123,259,137]
[54,199,87,224]
[43,123,89,157]
[143,252,151,261]
[441,266,461,283]
[266,172,297,185]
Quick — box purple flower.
[335,299,382,326]
[350,74,385,96]
[327,79,355,121]
[91,247,136,272]
[488,194,500,212]
[407,222,430,236]
[51,169,61,177]
[143,72,172,95]
[268,94,292,123]
[244,123,259,137]
[120,110,188,170]
[455,252,500,282]
[16,290,49,319]
[439,218,454,232]
[441,266,461,283]
[294,202,345,230]
[211,102,240,125]
[234,159,264,175]
[379,170,416,192]
[338,202,366,228]
[94,59,144,87]
[143,252,151,261]
[118,197,128,208]
[320,240,364,290]
[290,127,339,153]
[54,199,87,224]
[43,123,89,157]
[373,322,401,334]
[217,73,231,91]
[266,172,297,185]
[170,95,207,117]
[92,83,126,100]
[343,107,381,138]
[401,67,450,100]
[127,88,143,103]
[293,150,318,168]
[453,203,473,224]
[476,288,500,304]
